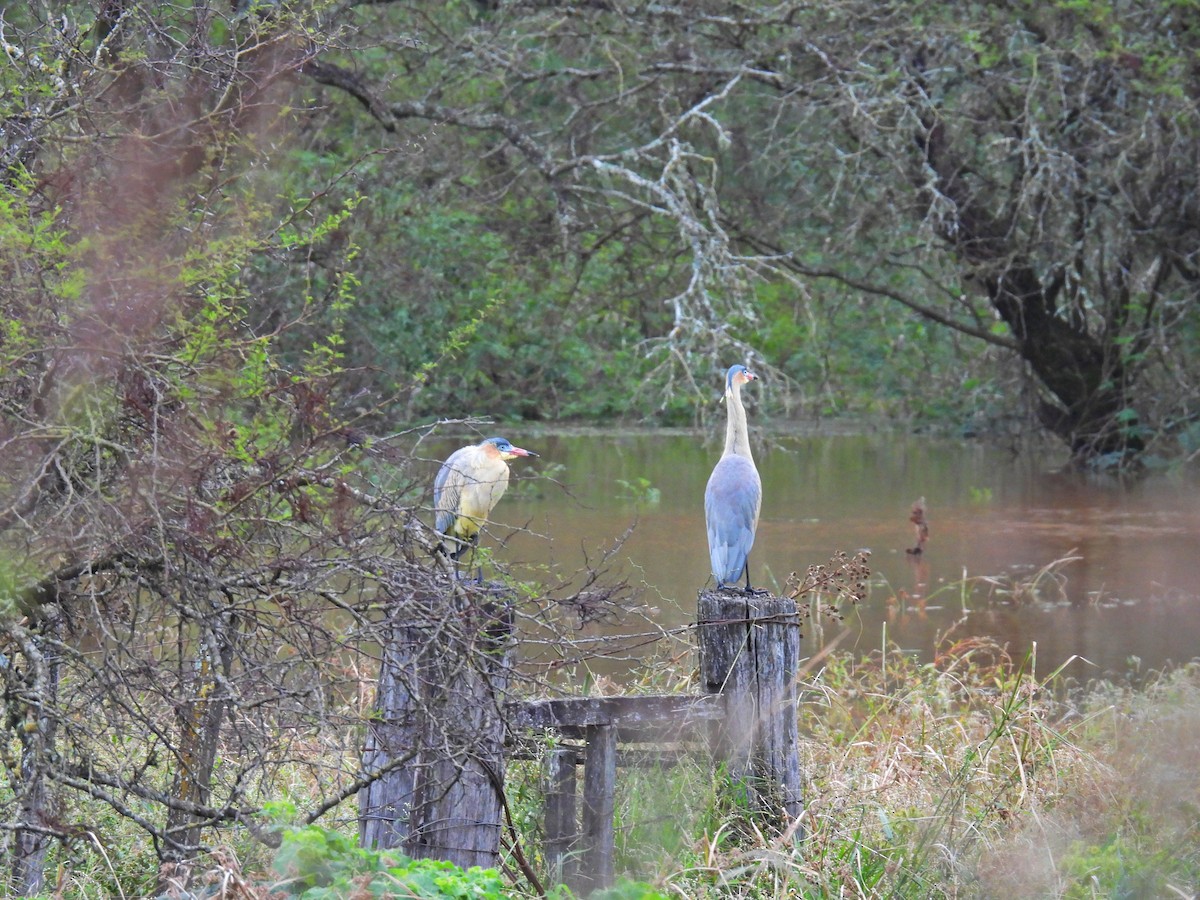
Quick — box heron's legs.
[741,563,770,596]
[448,535,484,583]
[715,562,769,596]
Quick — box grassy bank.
[583,644,1200,898]
[11,643,1200,898]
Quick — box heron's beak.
[510,446,538,457]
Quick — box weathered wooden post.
[359,581,513,869]
[697,589,803,827]
[579,724,616,892]
[543,748,579,887]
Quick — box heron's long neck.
[723,385,753,460]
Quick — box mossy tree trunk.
[10,613,62,897]
[160,598,239,891]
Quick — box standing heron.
[705,365,765,593]
[433,436,538,567]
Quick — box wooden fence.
[359,586,803,893]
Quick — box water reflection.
[426,430,1200,684]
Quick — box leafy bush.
[273,826,509,899]
[272,825,671,900]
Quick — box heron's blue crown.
[726,364,753,390]
[483,436,512,451]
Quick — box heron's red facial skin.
[736,370,758,386]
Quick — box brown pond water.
[428,430,1200,685]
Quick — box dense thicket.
[0,3,633,894]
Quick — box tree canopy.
[298,0,1200,462]
[8,2,1200,455]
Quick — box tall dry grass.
[588,640,1200,898]
[12,633,1200,898]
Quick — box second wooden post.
[697,590,803,828]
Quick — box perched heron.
[704,365,765,593]
[433,436,538,566]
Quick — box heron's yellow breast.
[451,475,507,539]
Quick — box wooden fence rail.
[507,695,726,893]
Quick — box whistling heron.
[704,365,765,593]
[434,436,538,564]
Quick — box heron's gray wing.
[704,456,762,583]
[433,449,467,536]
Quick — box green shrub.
[271,824,670,900]
[272,825,509,899]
